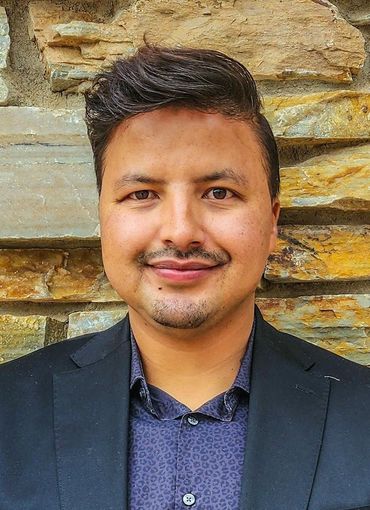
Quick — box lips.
[149,260,218,270]
[147,259,222,282]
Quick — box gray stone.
[67,308,128,338]
[0,144,99,241]
[349,13,370,26]
[0,75,8,104]
[0,107,87,145]
[0,6,9,69]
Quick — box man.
[0,46,369,510]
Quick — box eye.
[128,190,157,200]
[203,187,235,200]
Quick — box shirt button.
[182,493,196,506]
[187,415,199,426]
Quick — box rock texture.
[349,13,370,26]
[28,0,366,92]
[0,6,9,69]
[0,75,8,104]
[0,107,98,241]
[0,144,98,241]
[0,106,87,144]
[257,294,370,365]
[280,144,370,211]
[0,315,48,363]
[0,249,120,301]
[264,91,370,144]
[266,226,370,282]
[67,308,127,337]
[1,101,369,242]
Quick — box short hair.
[85,45,280,198]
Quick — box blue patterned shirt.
[128,325,254,509]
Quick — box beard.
[149,297,212,329]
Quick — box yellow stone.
[0,315,47,363]
[257,294,370,365]
[280,144,370,211]
[0,249,120,302]
[264,91,370,143]
[266,226,370,281]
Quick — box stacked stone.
[0,0,369,365]
[0,5,9,104]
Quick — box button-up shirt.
[128,325,254,509]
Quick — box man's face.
[99,107,280,330]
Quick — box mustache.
[137,247,231,266]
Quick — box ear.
[268,198,280,253]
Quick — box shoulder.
[0,332,95,383]
[0,315,130,382]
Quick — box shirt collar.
[129,318,255,419]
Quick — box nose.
[159,192,205,252]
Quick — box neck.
[128,300,255,410]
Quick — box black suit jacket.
[1,308,370,510]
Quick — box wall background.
[0,0,369,364]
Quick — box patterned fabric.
[128,323,254,509]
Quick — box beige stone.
[0,249,120,302]
[43,46,102,92]
[0,144,99,241]
[0,6,10,69]
[0,106,87,145]
[265,226,370,282]
[113,0,365,83]
[48,21,129,46]
[280,144,370,211]
[28,1,93,50]
[0,315,47,363]
[29,0,366,92]
[80,41,133,60]
[264,91,370,144]
[67,308,128,338]
[257,294,370,365]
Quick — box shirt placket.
[174,413,203,510]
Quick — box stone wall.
[0,0,369,365]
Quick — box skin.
[99,107,280,410]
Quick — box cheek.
[100,210,153,259]
[212,213,272,258]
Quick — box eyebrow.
[113,174,166,191]
[193,169,247,187]
[113,168,247,191]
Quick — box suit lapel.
[53,317,131,510]
[239,312,330,510]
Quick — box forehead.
[104,107,266,182]
[110,107,259,148]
